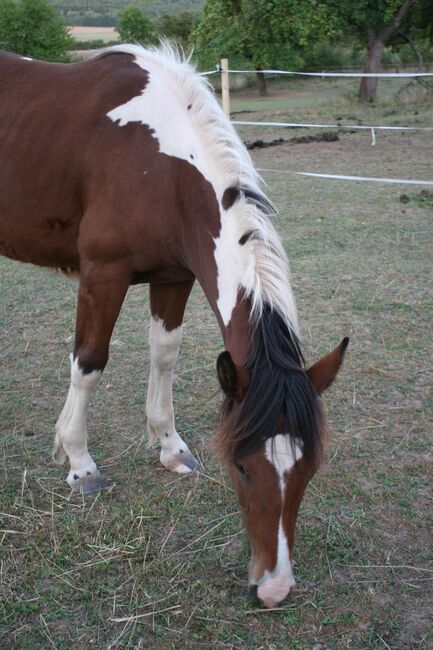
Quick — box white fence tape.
[224,68,433,78]
[232,120,433,132]
[258,169,433,186]
[211,62,432,186]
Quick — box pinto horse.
[0,44,348,608]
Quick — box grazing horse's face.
[217,338,348,608]
[229,435,317,609]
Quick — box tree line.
[50,0,203,27]
[0,0,432,102]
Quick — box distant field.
[68,25,118,42]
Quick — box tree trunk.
[256,69,268,96]
[359,35,384,103]
[358,0,417,103]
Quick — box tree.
[387,1,433,70]
[117,5,154,44]
[0,0,73,61]
[192,0,340,94]
[340,0,417,102]
[156,11,198,50]
[331,0,431,102]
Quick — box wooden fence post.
[220,58,230,117]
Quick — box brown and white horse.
[0,44,348,608]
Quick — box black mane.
[242,186,277,217]
[220,305,323,464]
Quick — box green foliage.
[191,0,240,68]
[192,0,432,73]
[329,0,432,46]
[302,43,364,70]
[155,11,198,48]
[117,5,154,43]
[0,0,73,61]
[192,0,341,70]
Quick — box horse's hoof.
[161,449,200,474]
[68,471,108,495]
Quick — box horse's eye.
[235,462,248,478]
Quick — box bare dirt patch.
[247,131,339,150]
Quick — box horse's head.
[217,333,348,608]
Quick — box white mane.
[103,43,299,336]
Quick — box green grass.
[1,77,432,648]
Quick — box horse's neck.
[177,185,254,366]
[178,211,251,366]
[222,297,252,367]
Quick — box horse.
[0,43,348,608]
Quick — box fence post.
[220,58,230,117]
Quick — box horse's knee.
[73,348,108,375]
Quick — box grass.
[1,77,432,648]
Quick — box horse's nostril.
[248,584,263,607]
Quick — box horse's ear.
[216,351,250,401]
[306,337,349,395]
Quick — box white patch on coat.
[146,316,193,472]
[107,74,214,185]
[55,356,101,486]
[105,44,298,333]
[213,200,255,324]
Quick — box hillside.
[49,1,204,26]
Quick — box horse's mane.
[101,42,298,335]
[99,44,317,461]
[218,305,324,465]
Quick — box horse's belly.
[0,214,80,269]
[0,142,82,268]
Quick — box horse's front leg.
[54,265,129,493]
[146,279,199,473]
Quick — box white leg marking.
[253,435,303,607]
[146,317,198,473]
[54,356,101,487]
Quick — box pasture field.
[1,79,432,648]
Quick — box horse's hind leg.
[54,266,129,493]
[147,279,199,473]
